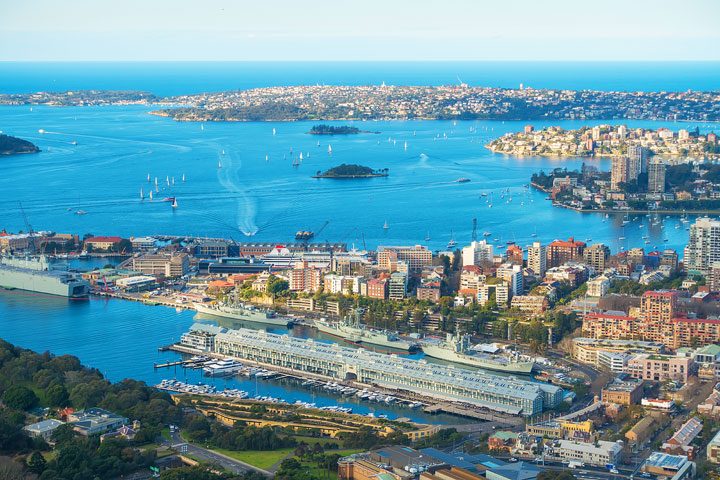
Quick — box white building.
[545,439,623,466]
[496,263,523,296]
[586,276,610,297]
[685,217,720,276]
[462,240,494,267]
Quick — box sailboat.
[404,141,408,151]
[328,145,332,155]
[140,187,144,200]
[447,230,457,249]
[383,220,390,230]
[201,123,204,131]
[154,177,158,187]
[317,140,320,147]
[149,191,153,200]
[171,177,175,185]
[272,128,276,136]
[171,198,178,209]
[218,159,222,169]
[182,173,186,182]
[299,152,304,161]
[265,154,269,162]
[147,173,151,182]
[221,149,225,155]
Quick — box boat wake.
[216,148,259,236]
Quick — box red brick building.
[547,237,586,268]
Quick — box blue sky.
[1,0,719,61]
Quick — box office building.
[611,156,630,190]
[131,253,189,277]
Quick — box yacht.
[203,359,244,376]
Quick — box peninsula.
[0,134,40,155]
[312,164,388,179]
[2,85,717,122]
[487,125,720,161]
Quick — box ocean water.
[0,61,719,96]
[1,62,718,419]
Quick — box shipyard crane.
[18,202,36,254]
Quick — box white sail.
[140,187,144,199]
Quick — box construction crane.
[471,217,477,242]
[18,202,36,254]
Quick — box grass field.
[212,447,295,470]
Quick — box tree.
[267,276,289,297]
[27,451,47,474]
[2,385,39,411]
[45,385,69,407]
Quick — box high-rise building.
[686,217,720,276]
[289,261,323,293]
[592,126,602,141]
[611,156,630,190]
[547,238,586,268]
[648,161,666,193]
[678,129,690,141]
[617,125,627,138]
[627,144,649,173]
[583,243,611,272]
[461,240,494,267]
[528,242,547,276]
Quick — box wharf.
[163,343,523,426]
[423,403,525,425]
[92,291,195,310]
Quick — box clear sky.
[2,0,719,61]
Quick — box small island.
[312,164,389,179]
[308,124,360,135]
[0,134,40,155]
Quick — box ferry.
[455,177,471,183]
[314,309,418,351]
[420,334,535,374]
[194,301,294,327]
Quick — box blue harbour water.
[1,62,719,421]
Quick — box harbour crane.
[18,202,36,254]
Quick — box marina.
[179,323,565,417]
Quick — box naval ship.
[314,309,418,351]
[194,301,294,327]
[420,333,535,374]
[0,255,90,298]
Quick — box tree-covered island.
[312,164,389,179]
[0,134,40,155]
[307,124,379,135]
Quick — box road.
[167,429,272,477]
